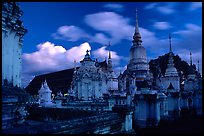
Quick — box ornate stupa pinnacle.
[44,79,48,88]
[135,9,140,34]
[108,42,111,60]
[74,59,76,71]
[132,9,142,46]
[165,34,178,77]
[169,33,172,53]
[190,52,192,66]
[188,51,195,75]
[168,34,174,67]
[107,42,113,72]
[84,49,92,61]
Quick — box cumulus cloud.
[84,12,133,44]
[144,2,176,14]
[92,46,121,66]
[22,42,91,87]
[103,3,124,12]
[52,25,90,41]
[21,41,125,87]
[153,21,172,30]
[189,2,202,11]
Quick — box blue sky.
[17,2,202,87]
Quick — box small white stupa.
[38,79,53,107]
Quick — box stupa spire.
[107,42,113,72]
[190,52,192,66]
[135,9,139,34]
[169,33,172,52]
[74,59,76,71]
[108,42,111,60]
[132,8,142,46]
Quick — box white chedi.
[38,79,53,107]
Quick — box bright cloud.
[153,22,172,30]
[52,25,90,41]
[103,3,124,12]
[22,41,125,87]
[189,2,202,11]
[22,42,91,87]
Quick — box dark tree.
[149,53,197,84]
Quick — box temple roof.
[25,67,79,95]
[25,60,108,96]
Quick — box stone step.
[53,113,123,134]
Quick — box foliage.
[149,53,197,80]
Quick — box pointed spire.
[74,59,76,71]
[188,51,195,75]
[108,42,111,59]
[190,51,192,66]
[43,78,49,89]
[86,49,89,55]
[132,8,142,46]
[44,78,47,85]
[135,8,139,34]
[105,57,107,62]
[84,49,92,61]
[107,42,113,72]
[169,33,172,52]
[167,33,174,68]
[165,34,178,77]
[43,78,46,86]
